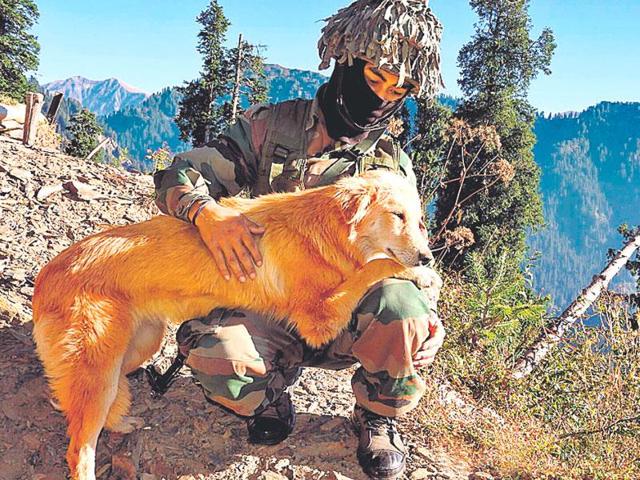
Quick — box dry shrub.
[387,116,405,138]
[411,374,562,480]
[514,291,640,479]
[411,273,638,479]
[487,158,516,184]
[443,226,475,251]
[35,121,62,149]
[0,94,20,106]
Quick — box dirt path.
[0,137,472,479]
[0,310,470,480]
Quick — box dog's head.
[334,170,433,267]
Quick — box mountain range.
[42,68,640,310]
[41,65,328,166]
[43,76,149,116]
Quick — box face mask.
[319,58,408,143]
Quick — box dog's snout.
[418,249,434,267]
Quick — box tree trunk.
[512,231,640,379]
[230,33,244,124]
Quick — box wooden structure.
[22,92,45,146]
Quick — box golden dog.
[32,170,432,480]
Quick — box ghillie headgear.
[318,0,444,99]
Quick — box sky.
[33,0,640,114]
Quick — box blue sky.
[34,0,640,114]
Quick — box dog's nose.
[418,249,434,267]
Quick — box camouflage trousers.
[178,278,436,418]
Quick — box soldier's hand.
[413,313,445,369]
[193,201,265,282]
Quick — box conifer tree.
[434,0,555,277]
[0,0,40,101]
[65,109,104,162]
[176,0,231,146]
[176,1,268,146]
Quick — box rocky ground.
[0,136,476,480]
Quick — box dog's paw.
[107,416,145,434]
[397,265,442,303]
[298,321,343,349]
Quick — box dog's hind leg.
[59,297,134,480]
[104,320,166,434]
[65,363,122,480]
[103,374,137,433]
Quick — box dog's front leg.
[298,258,404,348]
[392,265,443,304]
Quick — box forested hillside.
[100,64,326,170]
[102,87,185,167]
[530,102,640,308]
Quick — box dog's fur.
[31,170,431,480]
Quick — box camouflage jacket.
[153,92,417,221]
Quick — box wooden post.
[230,33,244,124]
[22,92,44,146]
[512,231,640,379]
[46,92,64,125]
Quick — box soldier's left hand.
[410,265,445,368]
[413,313,445,369]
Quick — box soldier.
[154,1,445,478]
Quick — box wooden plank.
[22,92,44,146]
[46,92,64,125]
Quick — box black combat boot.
[352,405,407,480]
[247,391,296,445]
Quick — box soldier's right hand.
[192,201,265,282]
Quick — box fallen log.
[512,231,640,379]
[85,137,112,161]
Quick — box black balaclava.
[318,57,409,144]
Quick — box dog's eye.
[392,212,405,221]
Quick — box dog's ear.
[334,176,377,231]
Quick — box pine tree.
[240,41,268,112]
[411,98,453,204]
[434,0,555,277]
[175,0,231,146]
[65,109,104,162]
[176,2,269,146]
[0,0,40,101]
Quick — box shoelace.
[361,409,397,435]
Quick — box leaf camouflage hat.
[318,0,444,98]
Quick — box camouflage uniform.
[153,93,439,419]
